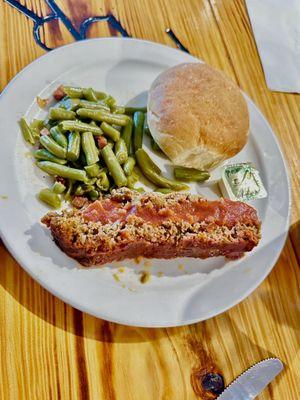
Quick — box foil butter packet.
[219,163,267,201]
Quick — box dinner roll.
[147,63,249,170]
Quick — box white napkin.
[245,0,300,93]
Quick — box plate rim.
[0,37,291,327]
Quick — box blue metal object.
[4,0,188,53]
[4,0,129,50]
[5,0,81,50]
[80,15,130,38]
[165,28,189,52]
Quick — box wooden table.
[0,1,299,399]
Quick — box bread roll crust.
[147,63,249,170]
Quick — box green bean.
[50,126,68,148]
[49,108,76,121]
[136,147,161,174]
[124,106,147,114]
[127,171,139,189]
[81,131,99,165]
[63,87,107,100]
[96,171,110,191]
[97,112,129,126]
[74,184,85,196]
[57,97,80,111]
[82,87,98,102]
[84,163,100,178]
[133,111,145,152]
[173,166,210,182]
[78,99,110,112]
[103,95,116,107]
[135,149,189,191]
[30,119,44,138]
[112,124,122,131]
[59,120,103,135]
[154,188,173,194]
[37,161,87,182]
[143,113,150,137]
[121,119,133,152]
[38,188,61,208]
[100,122,121,142]
[151,137,162,153]
[142,114,162,153]
[76,108,129,126]
[67,131,80,161]
[115,138,128,164]
[63,86,84,98]
[86,177,97,186]
[34,149,67,165]
[88,189,100,201]
[65,179,74,201]
[101,145,127,188]
[20,117,35,145]
[52,181,66,194]
[40,135,67,159]
[30,119,44,129]
[94,90,107,100]
[112,105,126,114]
[82,184,95,193]
[123,156,136,176]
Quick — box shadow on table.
[259,234,300,348]
[220,315,286,398]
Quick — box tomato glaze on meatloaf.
[42,188,261,266]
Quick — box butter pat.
[219,163,267,201]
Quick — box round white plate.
[0,38,290,327]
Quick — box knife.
[217,358,283,399]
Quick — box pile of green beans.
[19,85,150,208]
[20,84,210,208]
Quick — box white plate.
[0,38,290,327]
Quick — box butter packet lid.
[219,163,267,201]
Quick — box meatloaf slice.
[42,188,261,266]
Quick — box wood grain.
[0,0,299,399]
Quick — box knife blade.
[217,358,283,400]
